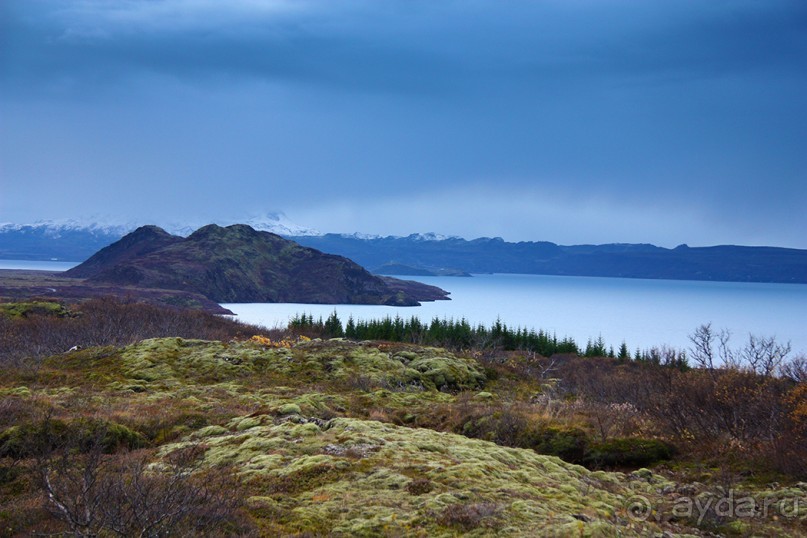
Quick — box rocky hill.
[65,224,448,306]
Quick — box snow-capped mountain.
[243,212,320,237]
[338,232,384,240]
[0,218,136,237]
[0,218,136,261]
[160,212,320,237]
[406,232,463,242]
[0,212,321,261]
[334,232,464,242]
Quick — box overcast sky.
[1,0,806,247]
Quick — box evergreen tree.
[324,311,343,338]
[345,315,357,339]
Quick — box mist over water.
[224,274,807,356]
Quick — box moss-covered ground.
[1,336,805,536]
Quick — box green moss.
[407,354,486,390]
[722,520,751,535]
[0,418,147,459]
[190,425,228,438]
[113,339,486,405]
[0,387,31,397]
[289,422,321,437]
[4,336,780,536]
[276,403,302,416]
[120,338,261,384]
[394,350,420,362]
[359,389,454,418]
[229,416,267,432]
[0,301,70,318]
[158,416,671,536]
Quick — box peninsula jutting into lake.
[0,224,450,311]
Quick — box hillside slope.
[65,224,448,305]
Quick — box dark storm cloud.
[1,0,806,247]
[5,1,805,95]
[2,1,454,96]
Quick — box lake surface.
[2,260,804,355]
[0,259,80,271]
[223,273,807,355]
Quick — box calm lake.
[224,273,807,356]
[0,259,80,271]
[2,260,805,355]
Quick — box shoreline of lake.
[224,272,807,356]
[2,260,805,355]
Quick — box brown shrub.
[438,502,502,531]
[0,297,284,367]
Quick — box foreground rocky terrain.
[1,312,805,536]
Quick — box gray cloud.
[1,0,805,247]
[5,1,805,93]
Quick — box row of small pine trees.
[288,312,689,368]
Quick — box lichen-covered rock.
[119,338,269,384]
[276,403,302,416]
[117,338,485,392]
[158,416,672,536]
[406,352,486,390]
[4,337,801,537]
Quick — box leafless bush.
[23,416,253,537]
[741,334,792,377]
[689,323,793,377]
[99,454,249,537]
[0,297,282,367]
[780,355,807,383]
[545,348,807,476]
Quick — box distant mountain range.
[288,234,807,284]
[2,217,807,284]
[0,213,318,261]
[0,220,130,261]
[64,224,448,306]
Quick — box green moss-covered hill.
[65,224,449,305]
[3,335,805,536]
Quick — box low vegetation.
[1,298,805,536]
[289,312,685,363]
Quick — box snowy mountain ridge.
[0,218,135,237]
[0,212,321,239]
